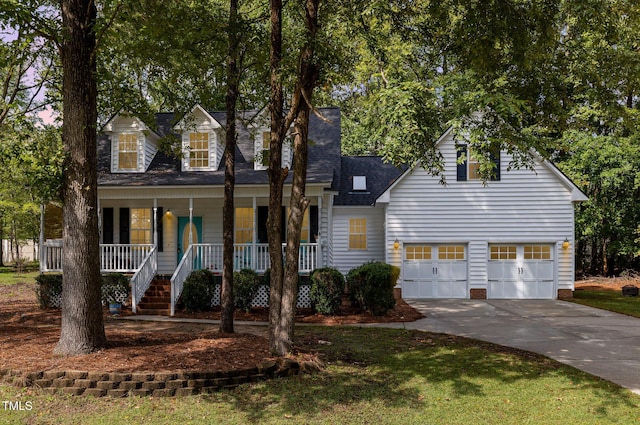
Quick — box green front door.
[177,217,203,264]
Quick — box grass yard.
[1,326,639,425]
[0,271,38,286]
[571,288,640,318]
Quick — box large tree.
[55,0,107,355]
[267,0,323,356]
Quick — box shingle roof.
[333,156,406,206]
[97,107,342,187]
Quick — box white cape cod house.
[40,106,586,315]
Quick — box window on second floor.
[189,132,210,169]
[456,145,500,182]
[117,133,138,171]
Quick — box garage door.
[403,245,467,298]
[488,244,555,299]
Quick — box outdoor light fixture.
[393,238,400,250]
[562,238,570,250]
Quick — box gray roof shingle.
[97,107,342,187]
[334,156,406,206]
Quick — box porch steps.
[136,278,171,316]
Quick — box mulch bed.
[0,282,422,374]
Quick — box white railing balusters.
[131,247,157,313]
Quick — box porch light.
[562,238,570,250]
[393,239,400,250]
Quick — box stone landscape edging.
[0,358,318,397]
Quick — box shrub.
[234,269,261,312]
[347,262,396,316]
[181,269,217,312]
[101,273,130,305]
[34,274,62,308]
[309,267,345,315]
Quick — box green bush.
[309,267,345,315]
[347,262,396,316]
[181,269,217,312]
[234,269,261,312]
[101,273,130,305]
[34,274,63,308]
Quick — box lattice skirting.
[46,284,129,309]
[211,284,311,309]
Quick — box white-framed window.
[235,208,254,244]
[130,208,152,244]
[117,133,138,171]
[348,218,367,250]
[189,132,210,169]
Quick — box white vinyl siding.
[332,207,385,274]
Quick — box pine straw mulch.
[574,275,640,291]
[0,282,422,374]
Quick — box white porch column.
[153,198,158,250]
[189,198,193,246]
[39,204,45,271]
[252,197,257,270]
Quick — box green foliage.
[34,274,62,308]
[309,267,346,315]
[101,273,130,305]
[347,262,396,316]
[233,269,261,312]
[180,269,217,312]
[558,132,640,274]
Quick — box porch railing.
[131,247,157,314]
[40,241,155,273]
[170,242,321,316]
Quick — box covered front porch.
[40,186,329,316]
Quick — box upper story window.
[105,114,159,173]
[260,132,270,167]
[174,105,222,172]
[456,145,500,182]
[254,129,292,170]
[117,133,139,171]
[189,132,210,169]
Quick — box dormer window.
[188,132,211,169]
[105,114,159,173]
[260,132,270,167]
[254,130,292,170]
[174,105,222,172]
[117,133,139,171]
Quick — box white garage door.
[488,244,555,299]
[403,245,467,298]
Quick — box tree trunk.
[267,0,288,355]
[269,0,320,356]
[54,0,107,356]
[220,0,240,334]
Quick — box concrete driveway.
[388,299,640,395]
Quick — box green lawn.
[571,288,640,318]
[0,271,38,286]
[1,326,638,425]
